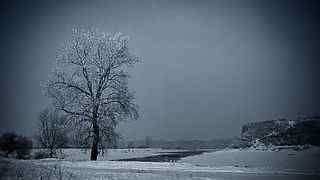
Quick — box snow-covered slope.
[179,147,320,174]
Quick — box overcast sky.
[1,0,319,141]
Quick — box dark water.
[113,150,210,162]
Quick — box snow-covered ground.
[2,147,320,180]
[33,159,320,180]
[179,146,320,175]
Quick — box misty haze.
[0,0,319,180]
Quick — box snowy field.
[179,146,320,175]
[1,147,320,180]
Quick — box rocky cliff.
[239,117,320,147]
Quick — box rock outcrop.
[239,117,320,147]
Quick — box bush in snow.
[0,132,18,157]
[0,132,32,159]
[15,136,33,159]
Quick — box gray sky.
[1,0,319,141]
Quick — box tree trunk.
[90,137,98,160]
[90,123,99,160]
[90,108,100,161]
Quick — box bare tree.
[36,108,68,158]
[45,28,139,160]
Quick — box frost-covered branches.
[45,28,139,160]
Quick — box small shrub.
[0,132,33,159]
[36,108,68,158]
[0,132,18,156]
[16,136,33,159]
[14,161,76,180]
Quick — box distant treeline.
[119,138,235,149]
[32,138,235,150]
